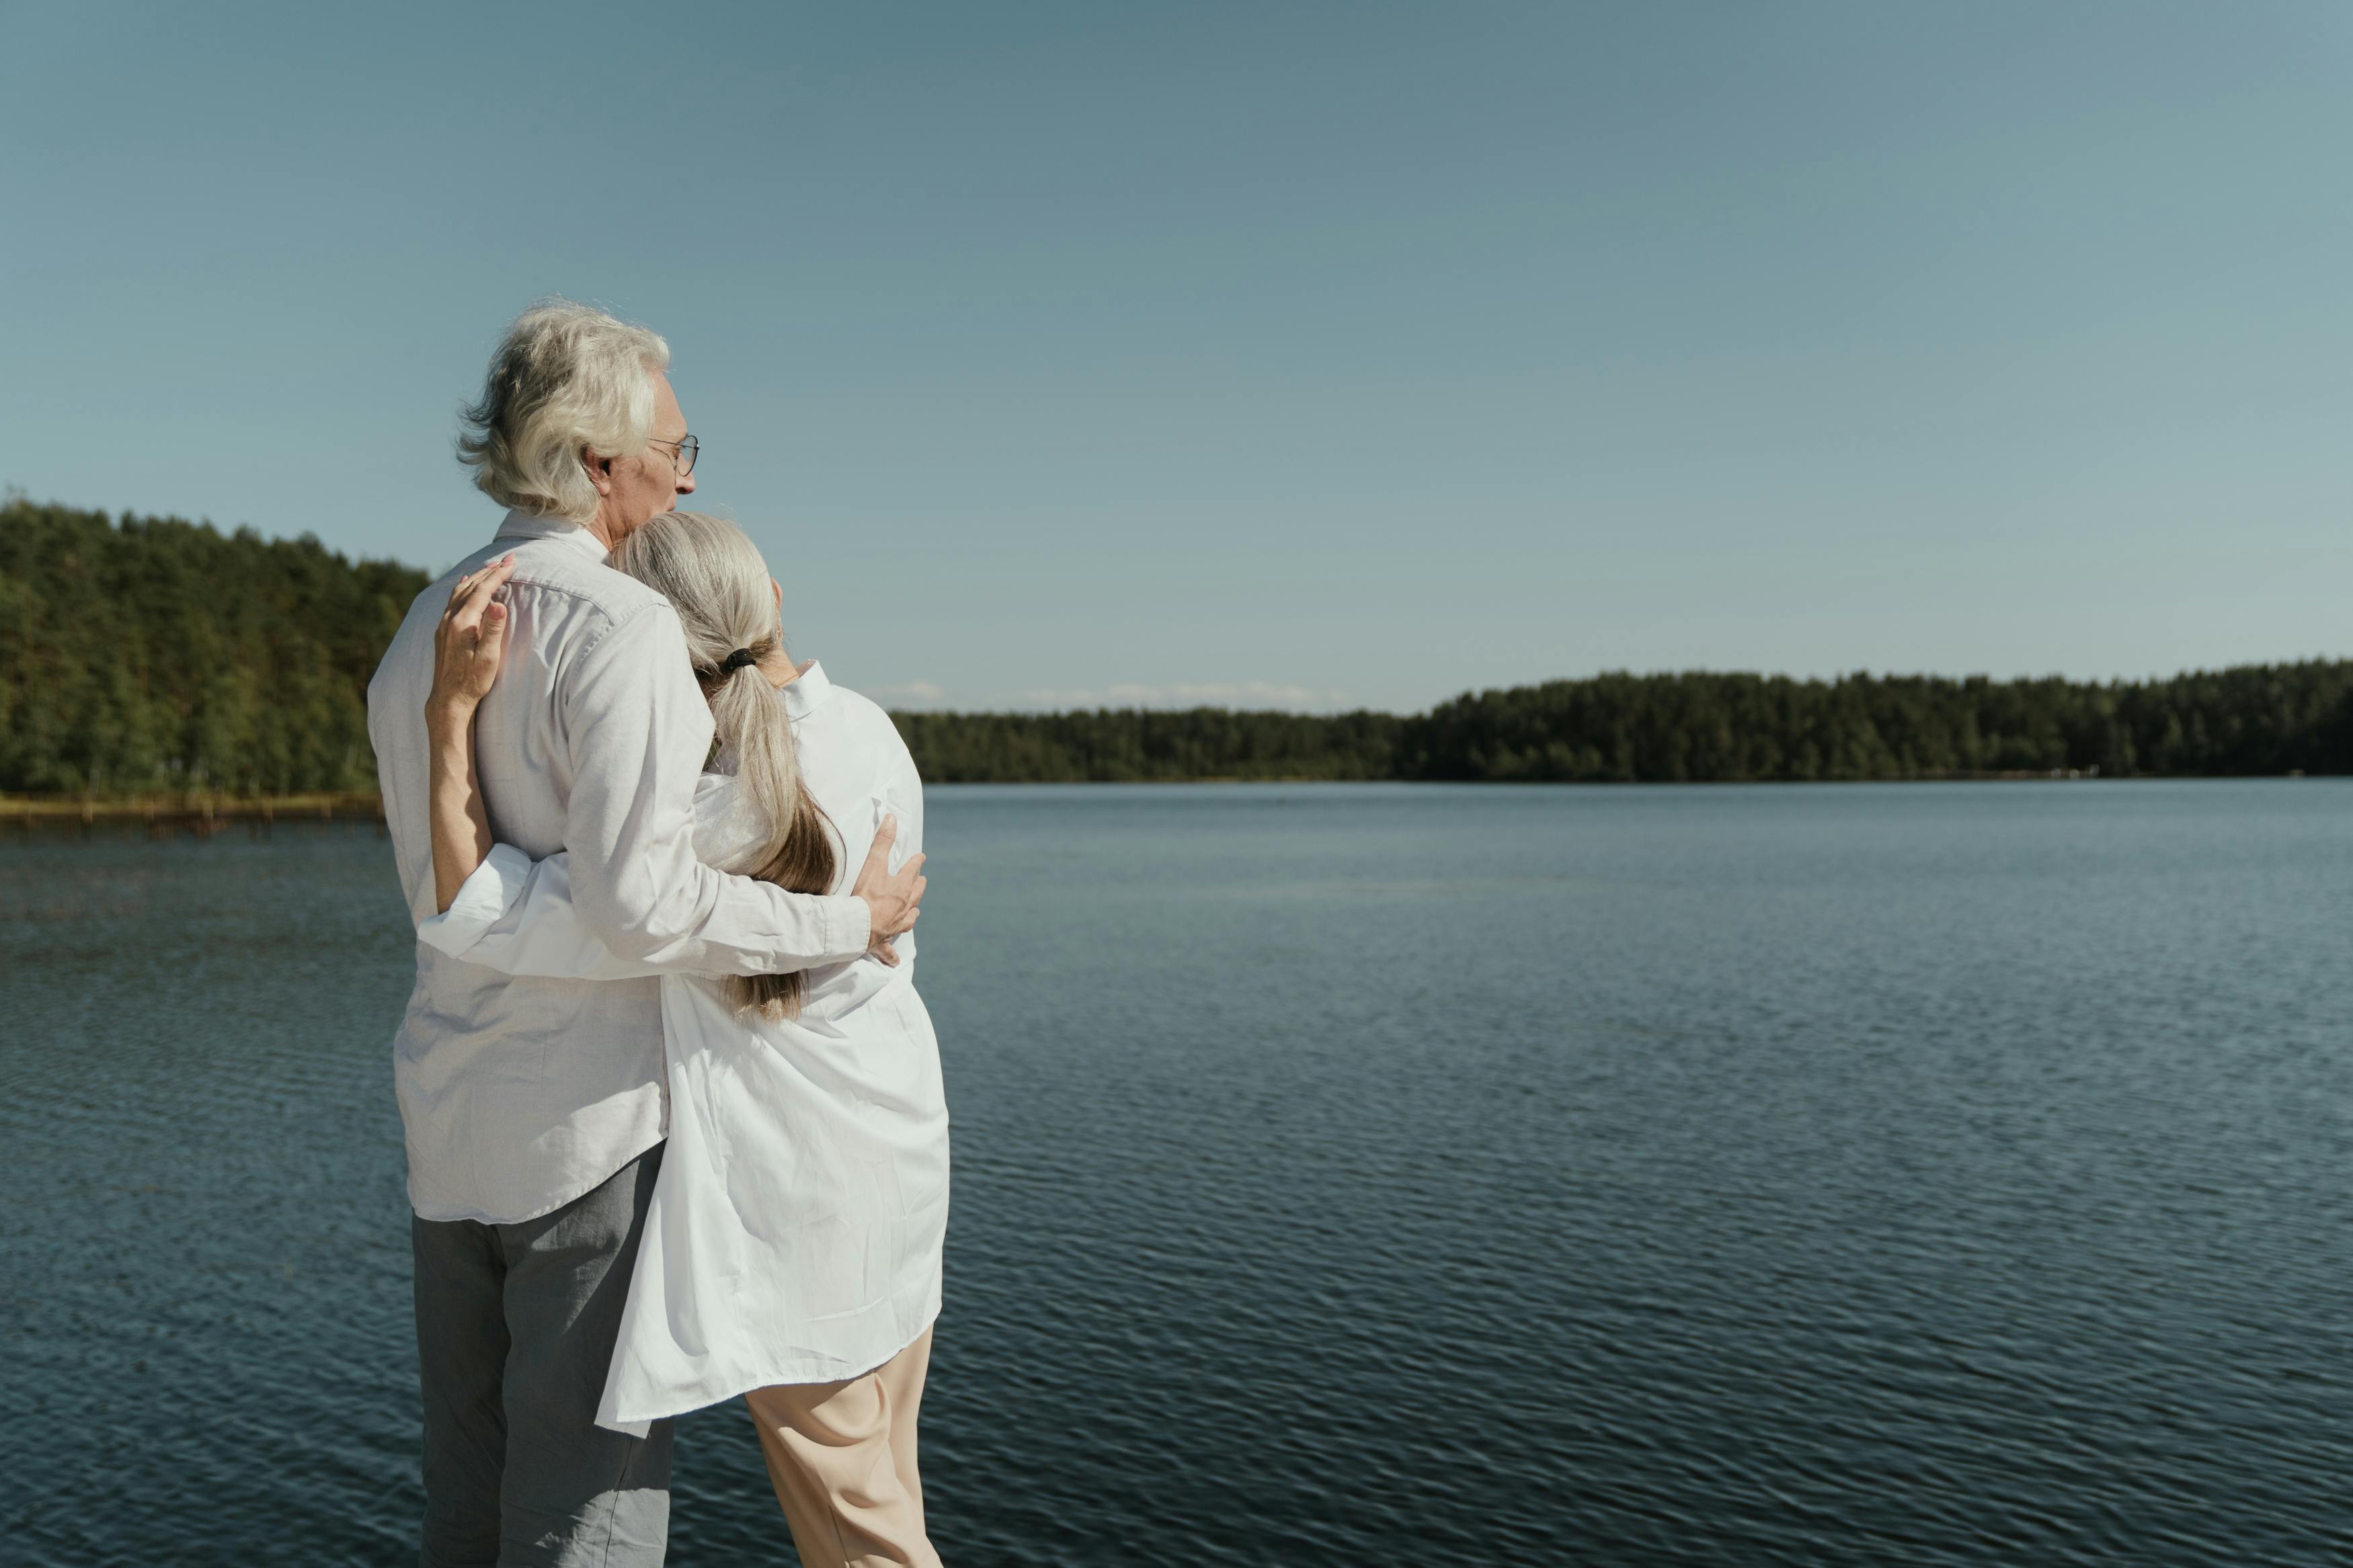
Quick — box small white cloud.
[865,680,949,708]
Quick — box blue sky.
[4,3,2349,712]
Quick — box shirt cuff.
[416,843,535,957]
[825,893,873,960]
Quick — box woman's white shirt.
[416,663,948,1431]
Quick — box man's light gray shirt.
[368,511,872,1225]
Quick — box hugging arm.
[424,556,510,917]
[416,561,922,981]
[422,825,919,982]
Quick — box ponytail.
[701,639,837,1019]
[612,511,838,1019]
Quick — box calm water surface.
[2,782,2348,1566]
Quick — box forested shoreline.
[4,499,2347,794]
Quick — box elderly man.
[367,300,924,1567]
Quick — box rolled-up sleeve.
[548,602,871,974]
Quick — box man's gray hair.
[457,299,671,523]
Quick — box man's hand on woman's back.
[852,816,924,967]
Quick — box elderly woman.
[416,513,949,1568]
[367,302,926,1567]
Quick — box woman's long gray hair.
[610,511,836,1019]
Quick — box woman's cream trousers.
[742,1329,943,1568]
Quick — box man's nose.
[676,468,697,495]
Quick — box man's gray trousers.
[412,1144,673,1567]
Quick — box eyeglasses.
[645,434,700,477]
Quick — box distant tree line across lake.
[4,499,2347,796]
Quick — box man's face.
[599,370,697,544]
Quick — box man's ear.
[582,447,614,497]
[771,577,783,612]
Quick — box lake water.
[2,781,2348,1566]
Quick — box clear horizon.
[6,3,2350,712]
[16,487,2345,719]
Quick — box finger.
[458,557,518,616]
[852,818,899,891]
[445,571,483,618]
[477,613,508,665]
[447,580,503,639]
[450,555,505,599]
[873,944,902,968]
[447,555,518,614]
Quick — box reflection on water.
[3,782,2348,1565]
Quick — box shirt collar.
[491,509,610,561]
[779,660,835,723]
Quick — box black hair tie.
[718,647,760,675]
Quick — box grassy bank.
[1,790,385,837]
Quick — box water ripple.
[3,784,2348,1565]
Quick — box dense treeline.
[1395,665,2353,782]
[907,662,2353,782]
[3,499,2346,792]
[0,499,428,794]
[895,708,1400,782]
